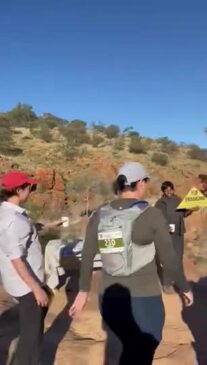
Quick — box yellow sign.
[177,187,207,210]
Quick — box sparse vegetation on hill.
[129,135,146,154]
[92,123,120,139]
[156,137,178,154]
[0,103,207,218]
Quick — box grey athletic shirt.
[79,199,189,297]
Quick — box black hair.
[198,174,207,183]
[0,183,35,202]
[113,175,138,195]
[161,181,174,192]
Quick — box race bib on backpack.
[98,230,124,253]
[97,203,155,276]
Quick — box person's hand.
[44,220,63,229]
[190,207,199,212]
[69,292,88,319]
[33,286,49,307]
[182,290,194,307]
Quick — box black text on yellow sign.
[177,187,207,210]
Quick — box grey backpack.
[97,203,155,276]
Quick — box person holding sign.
[155,181,195,294]
[69,163,193,365]
[198,174,207,197]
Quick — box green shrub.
[128,131,140,137]
[65,146,77,160]
[41,113,67,129]
[129,135,146,154]
[0,146,23,156]
[105,124,120,139]
[0,120,15,155]
[113,136,125,151]
[39,124,52,143]
[91,133,104,147]
[60,120,90,146]
[151,152,169,166]
[22,135,33,140]
[188,145,207,162]
[29,122,52,142]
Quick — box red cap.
[1,171,37,190]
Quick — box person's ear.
[31,184,37,192]
[16,187,21,195]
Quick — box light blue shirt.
[0,202,44,297]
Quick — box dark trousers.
[100,285,165,365]
[11,292,48,365]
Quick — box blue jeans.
[100,284,165,365]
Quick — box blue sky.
[0,0,207,147]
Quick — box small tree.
[60,119,89,147]
[105,124,120,139]
[123,126,134,135]
[6,103,37,126]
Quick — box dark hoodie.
[155,195,185,236]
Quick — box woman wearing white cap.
[69,162,193,365]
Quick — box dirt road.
[0,258,206,365]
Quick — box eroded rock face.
[91,158,118,182]
[53,173,65,192]
[31,168,66,210]
[35,168,55,190]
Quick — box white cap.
[118,162,150,185]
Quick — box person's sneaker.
[162,286,175,294]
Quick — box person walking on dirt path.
[0,171,51,365]
[155,181,195,294]
[69,162,193,365]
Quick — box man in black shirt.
[155,181,193,294]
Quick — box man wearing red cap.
[0,171,49,365]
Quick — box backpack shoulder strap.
[129,200,150,212]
